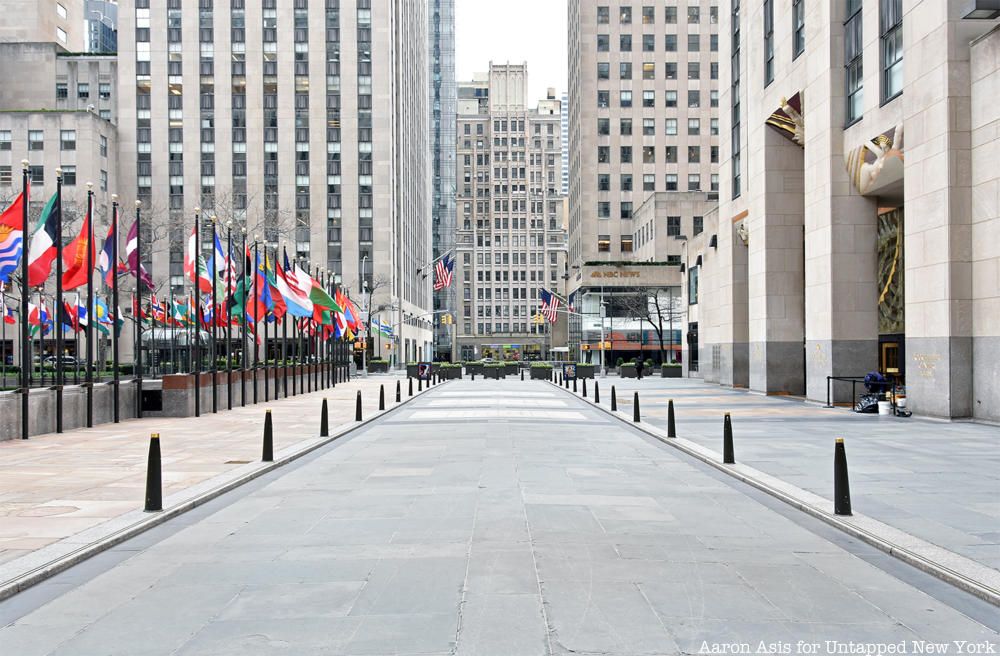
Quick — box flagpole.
[74,292,80,384]
[262,241,271,402]
[210,214,218,414]
[253,237,261,403]
[193,207,201,417]
[281,246,288,399]
[134,200,144,418]
[19,161,30,439]
[225,219,232,411]
[240,227,247,407]
[50,168,65,431]
[110,195,120,423]
[80,183,93,427]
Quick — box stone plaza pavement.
[581,376,1000,573]
[0,379,997,654]
[0,372,414,575]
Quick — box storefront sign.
[590,270,641,278]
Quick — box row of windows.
[4,165,108,190]
[596,176,719,210]
[597,118,717,143]
[596,5,719,25]
[596,62,717,90]
[55,82,112,101]
[0,130,109,157]
[597,33,718,52]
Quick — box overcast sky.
[454,0,568,104]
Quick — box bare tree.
[618,287,684,365]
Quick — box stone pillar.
[711,212,749,388]
[748,128,806,395]
[902,9,975,418]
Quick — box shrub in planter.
[440,363,463,379]
[464,360,484,374]
[620,362,638,378]
[575,362,595,379]
[616,357,625,368]
[661,363,682,378]
[502,361,520,375]
[367,359,389,373]
[530,362,553,379]
[484,363,504,379]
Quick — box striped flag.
[433,254,454,291]
[0,189,27,283]
[539,288,560,323]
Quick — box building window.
[732,0,742,198]
[764,0,774,86]
[620,62,632,79]
[0,130,11,151]
[620,6,632,23]
[643,146,655,163]
[643,34,655,51]
[56,83,68,99]
[665,6,677,23]
[793,0,805,58]
[688,118,701,135]
[61,165,76,186]
[688,6,700,23]
[688,34,700,52]
[643,118,655,135]
[29,165,44,184]
[620,34,632,51]
[643,174,655,191]
[665,34,677,52]
[598,201,611,217]
[693,216,704,235]
[100,135,108,157]
[621,146,632,163]
[598,234,611,252]
[665,146,677,163]
[598,62,610,80]
[57,27,67,43]
[665,174,678,191]
[688,265,699,304]
[78,83,90,99]
[688,90,700,107]
[621,202,633,219]
[667,216,681,236]
[642,62,655,79]
[597,34,610,52]
[621,174,633,190]
[621,236,634,252]
[688,174,701,191]
[620,90,632,107]
[99,83,112,100]
[598,174,610,191]
[665,90,677,107]
[845,0,864,125]
[688,62,700,79]
[598,118,610,135]
[642,6,655,23]
[881,0,903,103]
[598,90,610,108]
[598,146,610,163]
[597,6,610,23]
[665,119,677,135]
[60,129,76,150]
[28,130,44,150]
[688,146,700,163]
[620,118,633,135]
[0,166,10,185]
[643,90,655,107]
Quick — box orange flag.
[62,206,94,290]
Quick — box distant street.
[1,379,997,655]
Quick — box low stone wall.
[0,364,350,440]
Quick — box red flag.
[62,206,95,290]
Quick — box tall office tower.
[429,0,457,361]
[560,91,569,195]
[453,64,567,362]
[0,0,85,51]
[690,0,1000,421]
[566,1,719,366]
[85,0,118,54]
[116,0,433,365]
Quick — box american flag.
[539,288,560,323]
[433,254,454,291]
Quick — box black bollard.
[418,377,423,392]
[633,392,641,422]
[521,369,524,381]
[667,399,676,438]
[396,380,401,403]
[611,385,617,411]
[262,410,274,462]
[471,371,475,381]
[320,398,329,437]
[144,433,162,512]
[355,390,363,421]
[594,380,600,403]
[834,438,852,515]
[379,384,385,411]
[582,378,587,398]
[723,413,735,464]
[409,377,413,396]
[572,378,577,393]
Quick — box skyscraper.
[429,0,456,361]
[453,64,567,362]
[116,0,433,364]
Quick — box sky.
[454,0,568,104]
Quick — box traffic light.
[532,313,545,325]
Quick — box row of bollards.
[144,374,436,514]
[557,378,854,518]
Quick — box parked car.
[44,355,78,367]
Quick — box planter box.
[530,367,553,380]
[661,366,681,378]
[465,363,484,375]
[406,364,419,378]
[620,367,638,378]
[484,367,503,379]
[367,362,389,373]
[503,363,520,376]
[441,367,463,380]
[575,365,595,379]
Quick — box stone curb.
[547,381,1000,607]
[0,380,444,602]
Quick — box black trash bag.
[854,393,881,413]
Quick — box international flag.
[433,254,454,291]
[539,288,560,323]
[96,221,116,287]
[1,294,15,324]
[263,252,286,321]
[184,225,214,293]
[26,192,59,287]
[124,221,154,290]
[273,252,313,318]
[0,190,27,283]
[61,300,79,331]
[62,203,95,290]
[567,291,576,314]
